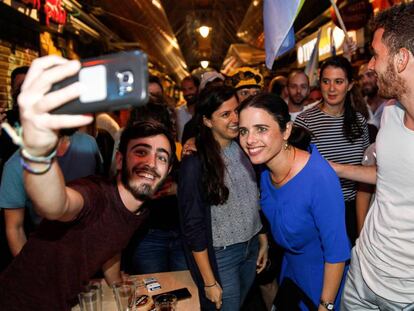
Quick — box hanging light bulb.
[200,60,209,69]
[199,26,210,38]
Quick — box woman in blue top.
[238,93,350,310]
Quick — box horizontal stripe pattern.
[295,106,370,201]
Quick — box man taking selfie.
[0,56,175,311]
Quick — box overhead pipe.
[61,0,121,42]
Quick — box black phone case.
[152,288,192,301]
[51,50,148,114]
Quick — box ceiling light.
[152,0,162,9]
[253,0,259,6]
[199,26,210,38]
[200,60,209,69]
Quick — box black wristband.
[204,281,217,288]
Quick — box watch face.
[327,304,334,310]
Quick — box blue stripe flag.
[264,0,305,69]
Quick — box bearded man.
[0,56,175,311]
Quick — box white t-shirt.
[96,113,120,140]
[175,104,192,142]
[289,100,319,122]
[357,103,414,302]
[366,99,388,129]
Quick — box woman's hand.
[182,137,197,157]
[152,176,177,199]
[0,107,6,125]
[343,37,357,61]
[204,282,223,309]
[256,233,269,273]
[18,56,93,156]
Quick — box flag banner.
[264,0,305,69]
[305,29,322,88]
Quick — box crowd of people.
[0,2,414,311]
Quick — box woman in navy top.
[238,93,350,310]
[178,86,268,310]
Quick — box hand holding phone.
[18,56,93,157]
[51,50,149,115]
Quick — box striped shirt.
[295,105,370,201]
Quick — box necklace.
[321,102,344,117]
[271,147,296,186]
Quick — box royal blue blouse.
[260,145,350,310]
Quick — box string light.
[200,60,209,68]
[199,26,210,38]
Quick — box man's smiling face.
[121,134,171,201]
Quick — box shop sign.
[44,0,67,26]
[296,21,357,66]
[20,0,40,10]
[331,0,373,31]
[372,0,404,13]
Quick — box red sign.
[44,0,67,26]
[372,0,403,12]
[331,0,373,31]
[21,0,40,10]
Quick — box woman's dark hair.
[149,75,163,93]
[319,56,364,143]
[238,93,311,151]
[195,85,236,205]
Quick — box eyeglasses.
[229,70,262,86]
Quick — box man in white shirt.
[358,63,387,129]
[176,76,199,142]
[332,3,414,309]
[286,70,310,121]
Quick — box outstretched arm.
[329,161,377,185]
[19,56,93,221]
[4,208,26,256]
[103,253,122,286]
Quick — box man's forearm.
[103,254,122,286]
[331,162,377,185]
[6,226,26,257]
[24,160,71,220]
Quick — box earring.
[283,141,289,150]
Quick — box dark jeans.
[345,200,357,246]
[214,235,259,311]
[132,229,188,274]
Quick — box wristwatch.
[320,300,335,311]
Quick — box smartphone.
[152,288,192,301]
[51,50,148,114]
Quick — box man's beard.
[290,95,306,107]
[121,159,163,201]
[184,94,196,103]
[377,59,406,100]
[362,83,379,98]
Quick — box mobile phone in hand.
[51,50,148,114]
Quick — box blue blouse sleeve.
[178,155,209,252]
[310,162,350,263]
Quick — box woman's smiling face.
[239,106,291,165]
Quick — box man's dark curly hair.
[370,2,414,56]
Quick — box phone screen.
[152,288,192,301]
[79,65,107,103]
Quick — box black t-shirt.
[0,176,148,311]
